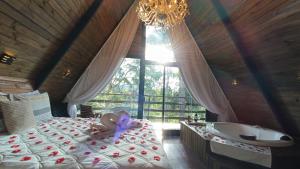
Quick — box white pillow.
[14,93,53,122]
[0,95,10,132]
[0,100,36,134]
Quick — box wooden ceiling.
[38,0,135,101]
[0,0,135,101]
[0,0,299,135]
[0,0,92,79]
[185,0,300,135]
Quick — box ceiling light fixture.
[0,52,16,65]
[136,0,189,29]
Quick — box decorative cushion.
[14,93,53,122]
[0,95,10,132]
[0,100,36,134]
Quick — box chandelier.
[136,0,189,29]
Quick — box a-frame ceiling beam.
[211,0,299,136]
[35,0,104,89]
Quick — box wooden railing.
[88,93,205,121]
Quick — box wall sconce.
[232,79,239,86]
[0,52,16,65]
[62,69,71,79]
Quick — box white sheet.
[0,117,170,169]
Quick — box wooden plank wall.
[0,0,135,103]
[39,0,134,101]
[186,0,300,135]
[0,0,92,80]
[0,76,33,93]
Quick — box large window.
[143,64,205,124]
[86,26,205,126]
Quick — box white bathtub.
[207,122,294,147]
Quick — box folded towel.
[114,111,142,129]
[127,119,143,129]
[90,111,142,138]
[100,113,118,130]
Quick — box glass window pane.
[144,64,164,122]
[145,26,175,63]
[164,67,205,124]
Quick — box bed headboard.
[0,76,33,94]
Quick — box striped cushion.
[0,95,9,132]
[0,100,36,134]
[14,93,53,122]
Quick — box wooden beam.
[35,0,104,89]
[0,76,33,93]
[137,24,146,119]
[211,0,299,136]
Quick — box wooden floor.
[162,136,207,169]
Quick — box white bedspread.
[0,117,170,169]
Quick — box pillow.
[0,100,36,134]
[0,95,10,132]
[14,93,53,122]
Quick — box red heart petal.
[46,146,53,150]
[35,141,42,144]
[12,149,21,153]
[11,145,20,148]
[128,156,135,163]
[154,156,160,161]
[9,136,17,139]
[21,156,31,161]
[55,157,65,164]
[152,146,158,150]
[49,151,59,156]
[8,140,15,144]
[93,157,101,165]
[100,145,107,150]
[64,141,71,144]
[69,146,76,150]
[84,151,91,155]
[112,152,119,158]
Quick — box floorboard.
[162,136,207,169]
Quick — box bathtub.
[206,122,294,147]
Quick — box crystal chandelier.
[136,0,189,29]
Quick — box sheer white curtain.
[64,1,140,118]
[168,23,237,122]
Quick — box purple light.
[113,114,130,141]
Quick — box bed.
[0,117,170,169]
